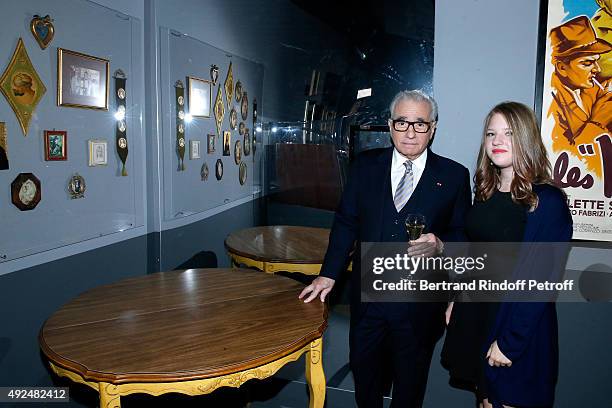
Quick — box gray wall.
[433,1,611,406]
[0,234,148,388]
[433,0,540,170]
[160,30,263,219]
[0,0,146,273]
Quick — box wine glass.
[405,214,426,241]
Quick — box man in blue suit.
[300,90,471,407]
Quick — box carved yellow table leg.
[99,382,121,408]
[305,337,325,408]
[228,252,266,271]
[50,341,322,407]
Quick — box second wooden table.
[225,226,331,275]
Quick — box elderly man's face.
[388,99,435,160]
[557,54,602,89]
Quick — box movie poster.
[541,0,612,241]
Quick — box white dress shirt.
[391,148,427,200]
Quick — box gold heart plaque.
[30,15,55,50]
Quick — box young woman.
[441,101,572,408]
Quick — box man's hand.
[299,276,336,303]
[407,233,443,257]
[486,340,512,367]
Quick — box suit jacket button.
[394,220,399,225]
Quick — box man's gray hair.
[389,89,438,122]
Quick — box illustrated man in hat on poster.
[549,15,612,159]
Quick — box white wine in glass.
[405,214,426,241]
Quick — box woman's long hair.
[474,101,553,211]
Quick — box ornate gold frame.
[30,15,55,50]
[224,62,234,108]
[214,86,224,137]
[0,38,47,136]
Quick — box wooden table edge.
[39,320,327,384]
[227,248,352,275]
[224,241,326,265]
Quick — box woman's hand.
[486,340,512,367]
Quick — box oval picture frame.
[11,172,42,211]
[215,158,223,180]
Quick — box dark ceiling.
[290,0,435,43]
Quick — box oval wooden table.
[39,268,327,408]
[225,226,331,275]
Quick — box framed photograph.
[57,48,109,110]
[235,80,243,102]
[44,130,67,161]
[88,139,107,166]
[188,76,211,118]
[535,0,612,241]
[210,64,219,86]
[190,140,201,159]
[229,107,238,130]
[223,130,231,156]
[207,133,215,153]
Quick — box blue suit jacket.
[320,147,471,332]
[485,184,573,407]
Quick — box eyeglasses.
[391,119,433,133]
